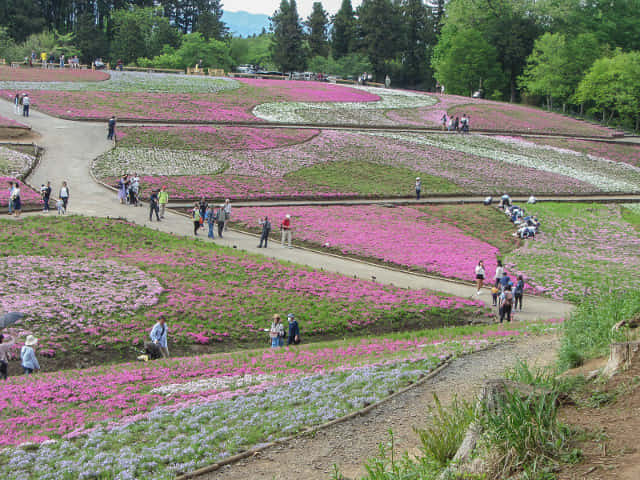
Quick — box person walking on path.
[22,94,30,117]
[117,175,128,204]
[223,199,232,231]
[205,204,216,239]
[415,177,421,200]
[499,285,514,323]
[21,335,40,374]
[493,260,504,287]
[7,181,14,215]
[149,189,160,222]
[269,315,285,348]
[192,203,202,236]
[42,181,51,212]
[441,114,447,131]
[514,275,525,311]
[281,214,292,248]
[287,313,300,346]
[0,333,15,380]
[149,318,169,358]
[158,186,169,218]
[59,181,69,212]
[10,181,21,217]
[107,116,116,141]
[475,260,485,295]
[198,197,207,223]
[13,93,20,115]
[216,203,227,238]
[258,216,271,248]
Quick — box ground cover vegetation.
[1,0,639,129]
[0,114,28,128]
[0,216,485,370]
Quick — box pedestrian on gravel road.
[216,203,227,238]
[475,260,485,295]
[149,318,169,358]
[205,204,216,239]
[192,203,202,236]
[514,275,525,311]
[42,181,51,212]
[0,333,15,380]
[149,189,160,222]
[59,181,69,212]
[499,285,514,323]
[158,185,169,218]
[21,335,40,374]
[223,198,232,231]
[494,260,503,287]
[10,181,21,217]
[22,94,30,117]
[7,181,14,215]
[258,216,271,248]
[107,116,116,141]
[415,177,421,200]
[281,214,292,248]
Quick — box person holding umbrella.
[21,335,40,374]
[0,333,15,380]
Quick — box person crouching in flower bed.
[269,315,285,348]
[21,335,40,375]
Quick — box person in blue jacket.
[150,318,169,358]
[287,313,301,345]
[21,335,40,374]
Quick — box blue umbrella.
[0,312,23,329]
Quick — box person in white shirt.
[10,182,21,217]
[494,260,504,287]
[474,260,485,295]
[59,181,69,212]
[22,94,30,117]
[223,198,232,231]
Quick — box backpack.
[503,292,513,307]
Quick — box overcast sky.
[223,0,364,17]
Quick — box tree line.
[1,0,639,129]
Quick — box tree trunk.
[602,341,640,378]
[562,103,566,114]
[580,103,584,116]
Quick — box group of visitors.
[117,174,141,207]
[192,198,232,237]
[13,92,30,117]
[268,314,301,348]
[0,333,40,379]
[7,180,68,215]
[475,260,525,323]
[496,194,541,239]
[441,113,470,133]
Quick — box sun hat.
[416,177,420,180]
[287,313,295,319]
[24,335,38,346]
[286,214,291,219]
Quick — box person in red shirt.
[281,214,292,248]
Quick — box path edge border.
[175,354,456,480]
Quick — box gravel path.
[207,334,559,480]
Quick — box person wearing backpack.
[149,317,169,358]
[514,275,525,311]
[499,286,514,323]
[258,216,271,248]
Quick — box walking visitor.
[415,177,422,200]
[42,181,51,212]
[149,318,169,358]
[158,185,169,218]
[117,175,128,204]
[13,93,20,115]
[223,199,232,231]
[494,260,503,287]
[205,204,216,239]
[0,333,15,380]
[287,313,301,346]
[281,214,292,248]
[216,203,227,238]
[107,116,116,141]
[59,181,69,212]
[10,181,21,217]
[7,181,14,215]
[269,315,285,348]
[499,286,514,323]
[192,204,202,236]
[475,260,485,295]
[258,216,271,248]
[21,335,40,374]
[514,275,525,311]
[149,189,160,221]
[22,93,30,117]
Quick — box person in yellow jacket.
[158,185,169,218]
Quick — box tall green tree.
[0,0,46,42]
[331,0,356,59]
[194,0,229,41]
[270,0,307,71]
[75,10,108,63]
[401,0,435,87]
[306,2,330,58]
[357,0,402,79]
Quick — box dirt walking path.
[207,334,559,480]
[0,99,572,322]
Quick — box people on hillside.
[474,260,485,295]
[287,314,301,346]
[149,318,169,358]
[269,314,285,348]
[216,203,227,238]
[281,214,292,248]
[258,216,271,248]
[0,333,15,380]
[10,181,21,217]
[158,186,169,218]
[149,189,160,222]
[499,285,514,323]
[59,181,69,212]
[107,116,116,141]
[415,177,421,200]
[21,335,40,374]
[192,203,202,236]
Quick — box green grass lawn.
[287,160,464,197]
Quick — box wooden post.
[602,341,640,378]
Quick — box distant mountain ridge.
[223,11,270,37]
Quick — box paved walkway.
[0,99,572,322]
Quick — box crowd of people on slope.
[491,193,541,239]
[6,180,69,216]
[441,113,471,133]
[474,260,525,324]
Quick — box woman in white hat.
[21,335,40,374]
